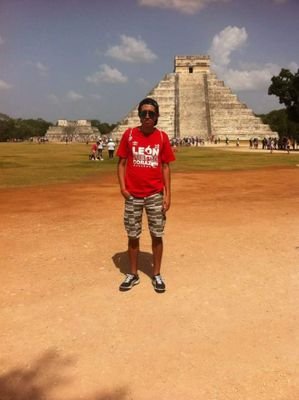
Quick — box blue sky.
[0,0,298,123]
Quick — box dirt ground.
[0,167,298,400]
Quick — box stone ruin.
[45,119,100,142]
[111,55,277,141]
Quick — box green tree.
[90,120,117,135]
[258,109,299,140]
[0,119,15,141]
[258,109,288,136]
[0,115,52,141]
[268,68,299,122]
[0,112,10,121]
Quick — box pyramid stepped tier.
[207,73,274,139]
[111,55,278,141]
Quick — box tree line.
[0,114,117,142]
[257,109,299,140]
[1,67,298,142]
[0,114,52,142]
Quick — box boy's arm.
[117,158,131,199]
[162,162,171,212]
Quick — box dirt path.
[1,169,298,400]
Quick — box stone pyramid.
[111,55,277,141]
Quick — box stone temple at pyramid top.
[174,55,211,73]
[111,55,277,141]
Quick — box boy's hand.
[163,194,170,212]
[121,189,131,199]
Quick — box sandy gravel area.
[0,167,298,400]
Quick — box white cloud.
[27,61,49,76]
[138,0,229,15]
[36,62,48,75]
[66,90,84,101]
[209,26,248,66]
[208,26,297,92]
[217,63,281,91]
[0,35,4,45]
[86,64,128,84]
[0,79,13,90]
[288,61,298,72]
[106,35,157,63]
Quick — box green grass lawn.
[171,146,299,172]
[0,142,118,188]
[0,142,298,188]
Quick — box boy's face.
[139,104,157,130]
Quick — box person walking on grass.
[97,139,104,160]
[117,98,175,293]
[90,142,98,160]
[107,138,116,159]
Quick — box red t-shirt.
[117,127,175,197]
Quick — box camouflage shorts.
[124,192,166,239]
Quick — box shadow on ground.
[112,250,153,278]
[0,350,128,400]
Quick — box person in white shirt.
[107,139,116,159]
[97,140,104,161]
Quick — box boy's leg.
[121,196,143,282]
[128,237,139,275]
[119,236,140,291]
[151,235,166,292]
[152,236,163,276]
[145,193,166,281]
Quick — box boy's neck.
[140,126,155,135]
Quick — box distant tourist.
[97,139,104,161]
[107,138,116,159]
[270,139,275,153]
[89,142,98,160]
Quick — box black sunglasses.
[139,110,156,119]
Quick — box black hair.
[138,97,160,125]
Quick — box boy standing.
[117,98,175,293]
